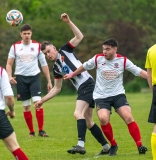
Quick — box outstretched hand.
[64,73,73,80]
[34,100,43,109]
[61,13,70,23]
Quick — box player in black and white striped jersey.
[34,13,110,155]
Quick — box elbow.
[80,34,84,41]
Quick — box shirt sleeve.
[145,51,151,68]
[38,51,48,67]
[1,68,14,96]
[83,56,96,70]
[8,45,15,59]
[125,59,142,76]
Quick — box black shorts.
[148,85,156,123]
[77,77,95,108]
[94,94,130,111]
[16,74,41,101]
[0,110,14,139]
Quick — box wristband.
[71,72,75,77]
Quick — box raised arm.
[61,13,84,47]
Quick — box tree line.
[0,0,155,94]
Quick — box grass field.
[0,93,153,160]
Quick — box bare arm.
[147,68,152,90]
[61,13,84,47]
[34,78,63,108]
[140,70,147,79]
[5,96,15,118]
[64,65,85,80]
[6,58,17,84]
[41,65,53,92]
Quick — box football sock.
[23,111,34,133]
[78,140,85,147]
[151,133,156,159]
[77,119,87,146]
[36,108,44,131]
[12,148,29,160]
[127,121,142,147]
[89,123,108,146]
[101,122,117,146]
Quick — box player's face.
[20,30,32,44]
[102,45,117,60]
[42,45,58,62]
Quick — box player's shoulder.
[31,40,40,44]
[116,53,126,59]
[95,53,104,58]
[13,40,22,45]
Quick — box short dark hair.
[41,41,53,51]
[20,24,32,32]
[103,38,118,47]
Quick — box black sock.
[77,119,87,142]
[90,123,108,146]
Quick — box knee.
[86,120,94,129]
[74,111,81,119]
[124,116,134,124]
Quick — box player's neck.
[22,40,31,45]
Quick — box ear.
[53,46,57,50]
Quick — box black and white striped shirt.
[53,42,93,90]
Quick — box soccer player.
[0,66,29,160]
[34,13,110,155]
[64,38,148,156]
[145,44,156,160]
[6,24,52,137]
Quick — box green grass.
[0,93,153,160]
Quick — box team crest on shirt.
[114,63,119,68]
[30,47,34,52]
[61,56,65,62]
[62,65,70,74]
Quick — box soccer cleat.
[29,132,35,137]
[138,145,147,154]
[38,130,49,137]
[96,149,110,156]
[109,145,118,156]
[67,145,86,155]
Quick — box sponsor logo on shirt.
[101,70,119,80]
[19,54,34,62]
[62,65,70,75]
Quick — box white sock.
[102,143,110,152]
[77,141,85,147]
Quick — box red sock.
[36,108,44,131]
[127,121,142,147]
[23,111,34,133]
[12,148,29,160]
[101,122,117,146]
